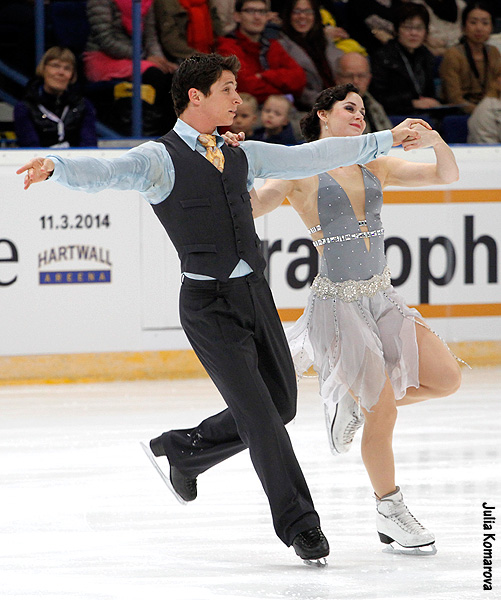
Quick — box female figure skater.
[249,83,463,555]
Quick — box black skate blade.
[140,441,188,506]
[382,542,437,556]
[302,557,328,567]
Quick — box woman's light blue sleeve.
[48,141,174,204]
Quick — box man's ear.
[188,87,203,105]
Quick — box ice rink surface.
[1,367,499,600]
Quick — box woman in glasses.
[370,2,442,116]
[278,0,344,111]
[14,46,97,148]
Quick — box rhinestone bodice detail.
[317,167,386,283]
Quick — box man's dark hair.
[171,53,241,116]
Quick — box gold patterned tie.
[198,134,225,172]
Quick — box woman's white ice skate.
[324,394,365,455]
[376,487,437,556]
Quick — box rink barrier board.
[0,341,499,386]
[2,147,501,383]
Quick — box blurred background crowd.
[1,0,500,148]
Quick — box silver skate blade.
[324,404,342,456]
[140,442,188,506]
[302,557,328,567]
[382,543,437,556]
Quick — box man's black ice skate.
[140,436,197,505]
[292,527,329,567]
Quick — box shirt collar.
[174,119,224,150]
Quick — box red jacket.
[216,30,306,104]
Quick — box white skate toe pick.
[376,487,437,556]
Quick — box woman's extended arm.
[377,125,459,188]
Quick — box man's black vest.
[153,130,266,281]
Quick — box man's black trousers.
[162,273,320,546]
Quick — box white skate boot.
[376,487,437,555]
[324,394,365,455]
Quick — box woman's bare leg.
[397,320,462,407]
[360,377,398,499]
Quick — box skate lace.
[388,503,427,534]
[300,527,326,547]
[342,404,364,444]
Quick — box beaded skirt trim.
[311,266,392,303]
[312,227,385,247]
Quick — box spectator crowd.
[2,0,501,146]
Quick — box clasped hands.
[222,118,436,151]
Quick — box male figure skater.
[18,53,425,565]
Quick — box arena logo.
[0,238,18,287]
[262,215,498,304]
[38,244,112,285]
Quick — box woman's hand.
[391,117,432,149]
[16,157,55,190]
[221,131,245,147]
[403,123,442,150]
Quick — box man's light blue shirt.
[48,119,393,279]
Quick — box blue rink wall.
[1,146,500,384]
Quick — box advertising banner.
[1,146,500,357]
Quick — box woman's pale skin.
[251,92,462,499]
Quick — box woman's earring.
[325,123,328,130]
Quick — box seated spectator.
[212,0,238,35]
[83,0,177,135]
[334,52,393,133]
[216,0,306,105]
[252,94,298,144]
[14,47,97,148]
[344,0,401,55]
[440,1,501,114]
[154,0,223,60]
[468,71,501,142]
[319,5,367,55]
[229,92,259,138]
[413,0,467,56]
[277,0,343,110]
[370,3,441,116]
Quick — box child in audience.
[229,92,258,138]
[253,94,298,144]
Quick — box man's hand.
[222,131,245,147]
[391,118,432,150]
[16,157,55,190]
